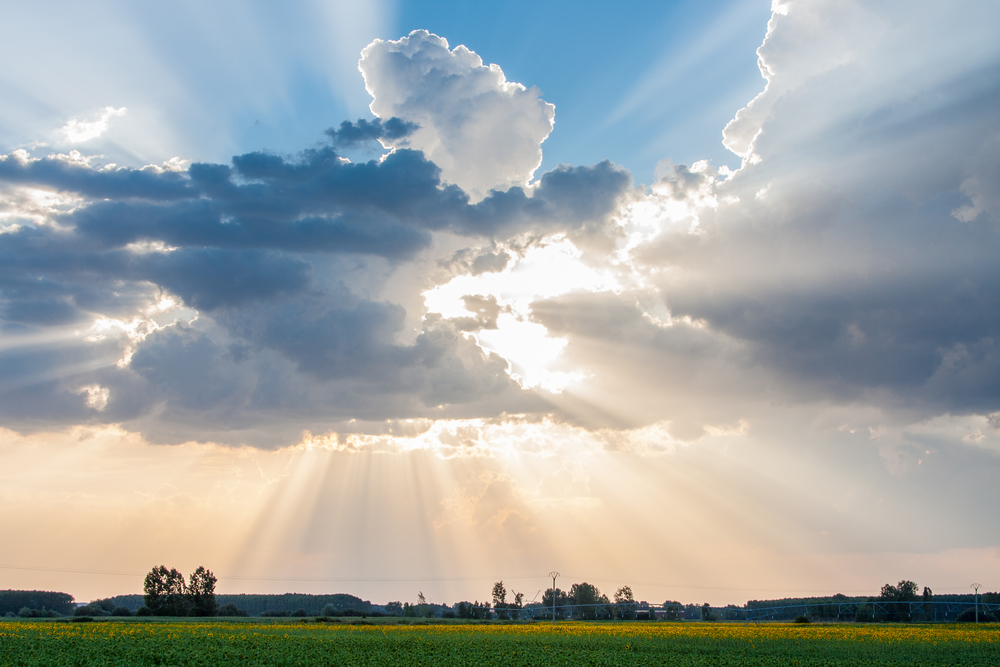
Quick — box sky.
[0,0,998,608]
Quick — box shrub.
[292,609,308,617]
[794,615,811,624]
[217,603,248,617]
[135,606,153,617]
[957,609,998,623]
[112,607,133,617]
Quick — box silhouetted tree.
[879,580,919,622]
[143,565,216,616]
[570,582,603,620]
[144,566,189,616]
[187,567,218,617]
[542,588,570,619]
[614,586,636,620]
[492,581,508,619]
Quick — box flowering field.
[1,620,997,666]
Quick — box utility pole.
[971,583,981,623]
[549,571,559,623]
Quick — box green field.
[1,619,997,666]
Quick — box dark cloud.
[0,124,628,444]
[0,152,192,201]
[325,117,420,148]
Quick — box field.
[1,619,997,666]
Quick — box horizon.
[1,0,998,608]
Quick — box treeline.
[206,593,372,617]
[100,593,372,616]
[745,582,999,623]
[0,590,76,617]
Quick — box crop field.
[1,619,997,666]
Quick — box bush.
[794,615,811,624]
[292,609,308,617]
[135,606,153,617]
[217,603,248,617]
[112,607,133,617]
[957,609,998,623]
[18,607,32,618]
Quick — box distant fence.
[739,600,999,623]
[511,600,999,623]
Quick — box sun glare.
[423,237,617,392]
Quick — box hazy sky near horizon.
[1,0,999,607]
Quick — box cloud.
[505,0,1000,436]
[324,117,419,148]
[360,30,555,202]
[60,107,127,143]
[0,131,629,443]
[1,2,997,455]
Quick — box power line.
[0,564,990,596]
[0,564,540,583]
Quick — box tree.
[385,601,403,616]
[614,586,636,620]
[143,565,217,616]
[143,565,189,616]
[416,591,434,618]
[569,582,603,620]
[511,591,524,619]
[187,566,218,617]
[492,581,507,608]
[542,587,570,619]
[922,586,934,622]
[878,580,919,622]
[492,580,523,620]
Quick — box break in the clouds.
[1,1,999,458]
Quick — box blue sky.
[1,0,769,180]
[1,0,999,606]
[394,0,771,176]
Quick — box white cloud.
[359,30,555,202]
[59,106,127,143]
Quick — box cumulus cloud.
[359,30,555,202]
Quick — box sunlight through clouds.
[0,0,998,608]
[423,237,618,391]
